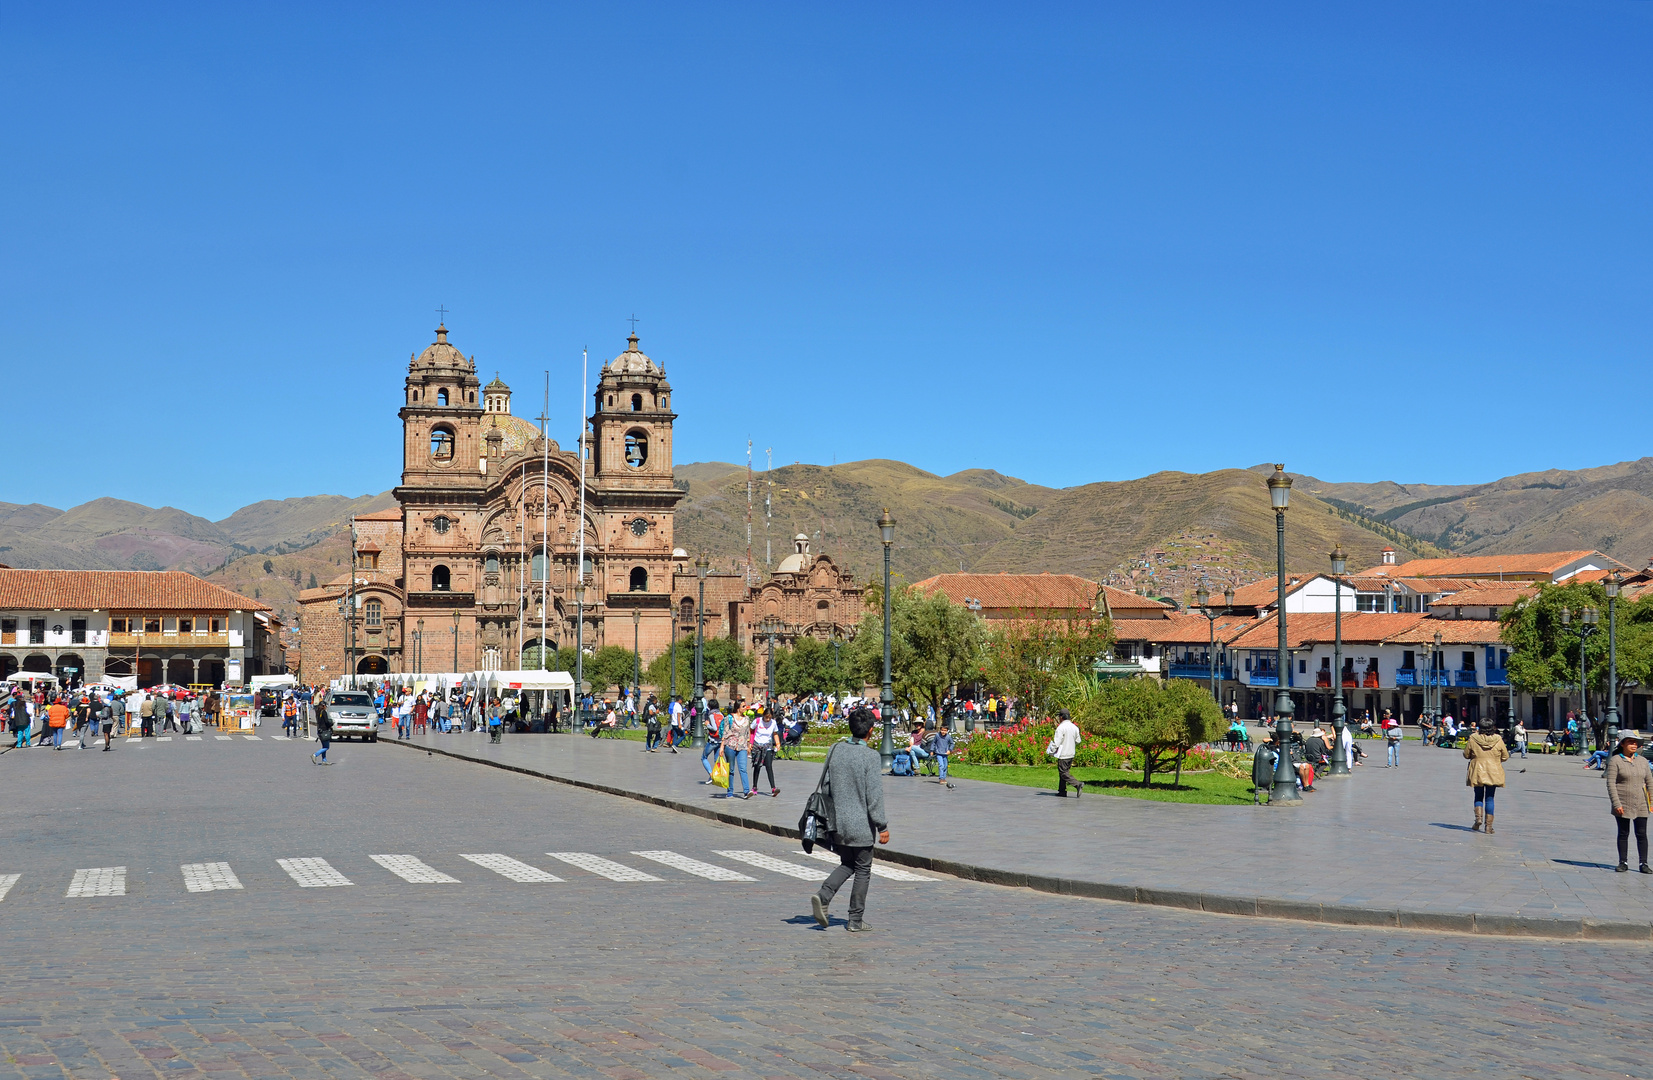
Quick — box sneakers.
[845,921,874,933]
[770,788,780,797]
[1074,782,1083,798]
[1642,865,1652,875]
[811,894,828,928]
[1618,863,1631,873]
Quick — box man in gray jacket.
[810,707,889,932]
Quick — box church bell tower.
[591,333,676,489]
[400,324,485,490]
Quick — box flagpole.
[576,347,588,713]
[540,370,549,672]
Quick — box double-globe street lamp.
[879,509,896,771]
[1560,604,1600,750]
[1266,465,1302,805]
[692,552,709,746]
[1194,583,1234,707]
[574,580,586,725]
[760,615,784,705]
[1328,544,1350,777]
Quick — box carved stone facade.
[299,326,681,678]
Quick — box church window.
[431,516,451,535]
[531,548,548,582]
[629,567,648,592]
[485,554,500,576]
[606,395,613,407]
[630,393,643,411]
[659,395,667,409]
[364,600,383,627]
[431,565,451,591]
[430,425,456,462]
[624,430,649,468]
[357,550,379,569]
[437,388,449,406]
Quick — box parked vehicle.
[327,691,380,741]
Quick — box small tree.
[980,611,1113,714]
[701,636,755,698]
[644,640,695,698]
[1083,677,1223,787]
[584,645,639,696]
[775,636,834,696]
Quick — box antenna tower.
[765,447,773,572]
[746,441,755,586]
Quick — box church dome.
[775,533,813,574]
[607,333,661,376]
[415,325,472,370]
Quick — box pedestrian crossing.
[12,848,940,899]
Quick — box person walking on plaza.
[1515,720,1528,759]
[1049,708,1083,798]
[45,696,70,749]
[1464,718,1509,833]
[312,698,333,765]
[699,701,724,783]
[721,707,753,799]
[810,707,889,933]
[1384,710,1402,768]
[933,722,955,788]
[98,694,116,750]
[752,708,779,796]
[8,691,29,749]
[1606,735,1653,873]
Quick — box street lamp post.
[760,615,782,705]
[878,509,896,770]
[1561,606,1600,749]
[669,606,677,706]
[416,618,424,677]
[574,580,586,726]
[1266,465,1302,805]
[632,608,640,713]
[1195,583,1234,707]
[693,553,709,747]
[964,596,982,731]
[1607,571,1622,750]
[1432,629,1442,735]
[1328,544,1350,776]
[831,632,842,703]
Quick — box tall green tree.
[584,645,640,695]
[1504,581,1653,714]
[700,636,755,696]
[774,636,835,696]
[644,640,695,699]
[846,587,984,717]
[979,613,1114,714]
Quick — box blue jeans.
[1473,785,1496,814]
[724,747,750,795]
[936,752,949,780]
[1387,741,1399,767]
[702,736,720,776]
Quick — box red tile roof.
[1370,551,1616,579]
[1228,575,1311,609]
[1112,612,1257,645]
[914,573,1170,615]
[1429,584,1537,608]
[1229,612,1430,649]
[0,570,270,612]
[1387,620,1508,646]
[355,508,403,522]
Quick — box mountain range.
[5,456,1650,625]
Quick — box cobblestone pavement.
[399,729,1653,930]
[2,738,1649,1079]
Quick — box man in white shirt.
[1051,708,1083,798]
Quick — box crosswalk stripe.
[631,851,755,881]
[459,854,562,882]
[270,735,288,741]
[545,852,660,882]
[0,874,18,902]
[67,866,126,897]
[181,862,243,892]
[156,736,172,742]
[371,855,459,884]
[799,848,936,881]
[712,850,824,880]
[215,736,232,741]
[277,857,352,887]
[186,736,203,741]
[243,735,262,741]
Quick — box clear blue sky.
[6,2,1649,519]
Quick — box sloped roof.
[1373,551,1611,579]
[1229,612,1430,649]
[914,573,1171,615]
[1430,584,1537,607]
[0,570,270,612]
[1229,575,1310,609]
[1113,612,1257,645]
[355,508,403,522]
[1387,620,1508,646]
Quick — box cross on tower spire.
[436,304,449,327]
[627,313,639,335]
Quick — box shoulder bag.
[800,742,842,854]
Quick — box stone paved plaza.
[399,728,1653,934]
[2,734,1650,1079]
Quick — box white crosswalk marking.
[459,854,562,882]
[186,736,203,741]
[271,735,288,741]
[156,736,172,742]
[371,855,459,884]
[545,852,660,882]
[277,857,352,887]
[631,851,754,881]
[243,735,262,741]
[181,862,244,892]
[0,874,18,902]
[712,850,825,880]
[67,866,126,897]
[800,848,936,880]
[215,735,232,741]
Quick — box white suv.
[327,691,380,742]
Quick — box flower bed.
[954,719,1236,776]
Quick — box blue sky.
[5,2,1649,519]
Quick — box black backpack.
[799,742,842,853]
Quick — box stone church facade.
[299,324,682,679]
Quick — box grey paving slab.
[395,727,1653,932]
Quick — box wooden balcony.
[108,632,231,649]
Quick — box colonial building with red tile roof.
[913,572,1172,622]
[0,569,280,688]
[1363,551,1625,583]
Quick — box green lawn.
[938,763,1257,805]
